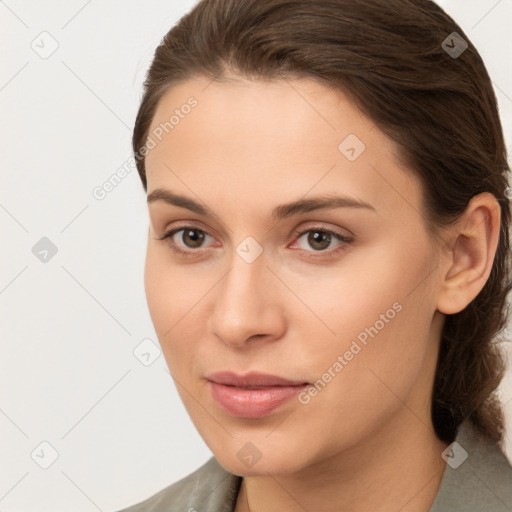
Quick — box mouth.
[206,370,309,387]
[206,371,310,418]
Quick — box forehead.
[144,75,423,221]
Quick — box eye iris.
[183,229,205,248]
[308,231,331,251]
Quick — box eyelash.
[157,225,353,260]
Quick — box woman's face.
[143,75,448,476]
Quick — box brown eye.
[158,227,214,256]
[291,226,353,260]
[181,228,206,248]
[305,230,333,251]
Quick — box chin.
[210,439,314,478]
[216,454,292,477]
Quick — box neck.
[236,411,449,512]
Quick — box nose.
[207,248,286,348]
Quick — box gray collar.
[428,419,512,511]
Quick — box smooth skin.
[143,74,500,512]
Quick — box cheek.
[297,238,435,384]
[144,245,199,333]
[288,248,408,346]
[144,247,172,334]
[143,245,211,372]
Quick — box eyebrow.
[147,188,376,221]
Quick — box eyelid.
[290,222,353,241]
[157,223,217,249]
[157,219,216,239]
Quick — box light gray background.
[0,1,511,511]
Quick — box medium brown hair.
[132,0,512,444]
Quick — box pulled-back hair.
[132,0,512,444]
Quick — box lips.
[207,371,310,418]
[207,371,309,387]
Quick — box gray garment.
[117,419,512,511]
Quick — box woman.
[118,0,512,510]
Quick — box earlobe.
[436,192,501,315]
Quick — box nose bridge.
[217,248,266,323]
[208,244,282,346]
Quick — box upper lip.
[207,371,309,387]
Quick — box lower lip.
[209,381,308,418]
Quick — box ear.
[436,192,501,315]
